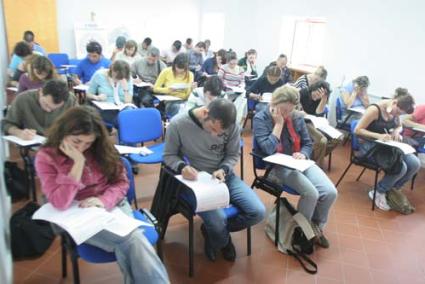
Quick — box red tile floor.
[11,131,425,283]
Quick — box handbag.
[372,145,403,175]
[265,197,318,274]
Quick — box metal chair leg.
[71,249,80,284]
[411,173,417,190]
[336,162,353,187]
[371,171,379,211]
[156,240,163,261]
[356,168,367,181]
[240,145,244,181]
[61,236,67,278]
[247,226,252,256]
[188,216,194,277]
[328,151,332,171]
[274,197,280,247]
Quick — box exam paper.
[263,153,315,172]
[3,135,46,147]
[114,145,153,156]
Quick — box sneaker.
[368,190,390,211]
[221,236,236,262]
[201,224,216,262]
[311,223,330,249]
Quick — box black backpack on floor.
[10,202,55,259]
[4,161,28,201]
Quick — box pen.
[183,156,190,166]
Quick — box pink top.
[35,147,128,210]
[404,104,425,137]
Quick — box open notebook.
[3,135,46,147]
[263,153,315,172]
[92,101,137,111]
[304,114,344,139]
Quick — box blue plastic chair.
[48,53,70,75]
[250,138,299,246]
[61,157,161,284]
[335,120,381,210]
[68,58,82,75]
[118,108,164,165]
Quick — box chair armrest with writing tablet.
[140,208,159,227]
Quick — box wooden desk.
[287,64,317,81]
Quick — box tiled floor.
[11,130,425,284]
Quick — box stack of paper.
[376,140,416,154]
[3,135,46,147]
[133,81,152,88]
[73,84,89,92]
[304,114,343,139]
[261,92,273,103]
[114,145,153,156]
[229,86,245,93]
[171,83,188,90]
[175,171,230,212]
[33,202,153,245]
[154,95,182,101]
[263,153,315,172]
[92,101,136,111]
[7,87,18,92]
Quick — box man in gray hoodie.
[163,99,265,262]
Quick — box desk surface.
[287,64,317,74]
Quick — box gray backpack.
[386,189,415,215]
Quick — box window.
[279,16,327,67]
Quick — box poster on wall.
[74,22,131,59]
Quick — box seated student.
[217,51,245,95]
[138,37,152,58]
[164,99,265,261]
[340,75,370,114]
[35,106,169,284]
[183,38,193,52]
[23,30,46,55]
[299,80,340,166]
[114,40,141,66]
[238,49,258,87]
[188,41,206,82]
[403,103,425,147]
[75,41,111,85]
[293,66,327,90]
[87,60,133,125]
[202,49,227,76]
[203,39,214,61]
[3,78,77,140]
[185,76,226,110]
[8,41,33,79]
[131,47,166,107]
[247,65,284,113]
[263,54,292,85]
[161,40,183,65]
[253,85,337,247]
[110,36,126,61]
[354,88,420,211]
[17,55,57,94]
[153,53,194,117]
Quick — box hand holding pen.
[182,157,198,181]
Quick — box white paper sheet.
[304,114,343,139]
[92,101,136,111]
[33,202,153,245]
[229,86,245,93]
[154,95,182,101]
[412,127,425,134]
[7,87,18,92]
[263,153,315,172]
[175,171,230,213]
[348,107,365,114]
[114,145,153,156]
[3,135,46,147]
[170,83,188,90]
[133,82,152,88]
[73,84,89,91]
[376,140,416,155]
[261,92,273,103]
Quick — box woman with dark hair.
[8,41,33,78]
[238,49,258,85]
[17,55,57,94]
[35,106,169,283]
[154,53,195,117]
[218,51,245,93]
[355,88,420,211]
[115,40,141,65]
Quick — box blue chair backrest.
[336,97,343,121]
[121,157,136,204]
[118,108,163,144]
[47,53,69,68]
[247,99,257,111]
[68,58,82,74]
[350,120,360,151]
[252,137,267,170]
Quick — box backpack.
[386,189,415,215]
[372,145,403,175]
[10,202,55,259]
[4,161,28,202]
[265,197,318,274]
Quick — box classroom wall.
[56,0,201,59]
[201,0,425,104]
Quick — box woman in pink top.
[403,103,425,147]
[35,106,169,284]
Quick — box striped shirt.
[218,64,245,90]
[293,74,309,89]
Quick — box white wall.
[56,0,201,58]
[201,0,425,104]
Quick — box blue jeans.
[165,101,186,118]
[359,141,421,193]
[269,164,337,229]
[85,201,169,284]
[197,174,266,249]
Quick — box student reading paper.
[164,99,265,262]
[35,106,169,283]
[253,85,337,248]
[354,88,420,211]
